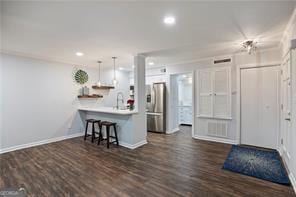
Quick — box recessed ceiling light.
[119,67,124,70]
[132,65,135,68]
[148,61,155,66]
[75,52,84,57]
[163,16,175,25]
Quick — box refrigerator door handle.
[152,85,156,112]
[146,112,162,116]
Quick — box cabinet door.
[198,70,213,116]
[213,68,230,117]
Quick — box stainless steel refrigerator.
[146,82,166,133]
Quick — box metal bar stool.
[84,119,101,143]
[98,121,119,148]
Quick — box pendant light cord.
[97,61,102,85]
[98,61,101,82]
[112,57,117,80]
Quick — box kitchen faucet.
[116,92,124,110]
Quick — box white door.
[241,66,279,149]
[281,55,292,157]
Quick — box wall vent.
[160,68,166,73]
[207,121,227,138]
[214,58,231,64]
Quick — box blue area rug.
[222,145,290,185]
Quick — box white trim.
[238,62,281,69]
[286,151,291,160]
[197,115,232,120]
[168,71,195,138]
[0,50,80,67]
[0,132,84,154]
[281,7,296,45]
[193,135,237,145]
[192,70,196,138]
[277,147,283,156]
[289,172,296,193]
[280,149,296,193]
[166,128,180,134]
[143,47,279,68]
[119,140,147,149]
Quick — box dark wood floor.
[1,126,295,196]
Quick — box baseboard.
[166,128,180,134]
[289,172,296,193]
[193,135,237,145]
[278,147,283,156]
[119,140,147,149]
[0,132,84,154]
[278,146,295,193]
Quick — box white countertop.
[78,106,138,115]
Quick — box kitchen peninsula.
[78,106,147,149]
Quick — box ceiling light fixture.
[163,16,176,25]
[112,57,118,86]
[75,52,84,57]
[148,61,155,66]
[242,40,257,55]
[119,67,124,70]
[97,61,102,87]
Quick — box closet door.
[198,70,213,117]
[213,68,230,118]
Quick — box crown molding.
[281,7,296,45]
[162,46,280,68]
[0,49,90,67]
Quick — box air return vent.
[214,58,231,64]
[207,120,228,138]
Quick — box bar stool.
[84,119,101,143]
[98,121,119,148]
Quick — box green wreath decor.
[74,69,88,85]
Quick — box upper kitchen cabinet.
[197,67,231,119]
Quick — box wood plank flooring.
[1,126,295,196]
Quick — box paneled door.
[198,70,213,117]
[241,66,280,149]
[280,55,292,157]
[213,68,230,118]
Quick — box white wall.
[162,48,282,143]
[129,66,166,85]
[0,53,130,151]
[79,68,130,109]
[132,55,147,145]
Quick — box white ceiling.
[1,1,295,69]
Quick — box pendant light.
[97,61,102,87]
[112,57,118,85]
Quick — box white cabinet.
[198,70,213,116]
[197,67,231,119]
[178,106,192,125]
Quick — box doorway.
[240,65,280,149]
[170,72,193,135]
